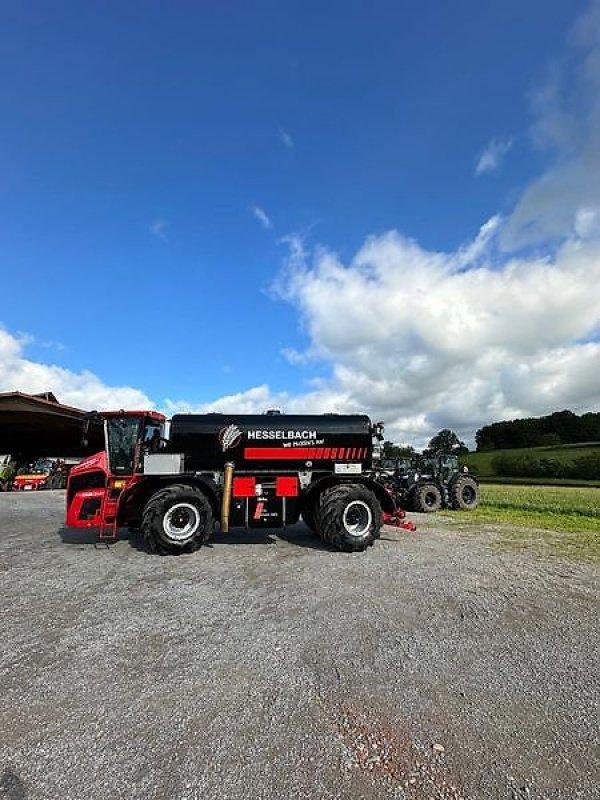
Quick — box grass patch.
[440,483,600,561]
[479,476,600,487]
[479,483,600,516]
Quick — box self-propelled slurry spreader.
[66,410,413,553]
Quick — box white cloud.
[150,219,168,241]
[164,381,356,419]
[165,385,284,416]
[0,327,153,411]
[453,215,502,267]
[272,228,600,447]
[281,347,313,366]
[279,127,295,150]
[574,206,600,237]
[252,205,273,230]
[39,339,66,352]
[475,137,513,175]
[501,0,600,249]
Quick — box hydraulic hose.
[221,462,234,533]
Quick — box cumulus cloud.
[475,138,513,175]
[165,385,286,416]
[0,327,153,411]
[252,205,273,230]
[164,381,355,419]
[270,228,600,447]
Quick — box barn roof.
[0,391,103,460]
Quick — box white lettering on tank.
[247,429,317,441]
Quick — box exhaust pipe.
[221,462,234,533]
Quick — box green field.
[442,483,600,561]
[463,442,600,481]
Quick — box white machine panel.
[334,463,363,475]
[144,453,184,475]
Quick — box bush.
[569,454,600,480]
[539,433,562,447]
[492,453,600,480]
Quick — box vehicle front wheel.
[450,476,479,510]
[142,484,214,555]
[412,483,443,513]
[316,483,382,552]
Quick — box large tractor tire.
[316,483,382,552]
[142,484,214,555]
[412,483,443,513]
[450,476,479,510]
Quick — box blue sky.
[1,1,599,446]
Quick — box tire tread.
[413,482,443,513]
[316,483,381,552]
[450,476,479,510]
[142,483,214,555]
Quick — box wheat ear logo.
[219,424,243,452]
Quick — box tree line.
[475,410,600,452]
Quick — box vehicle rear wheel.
[412,483,443,513]
[142,484,214,555]
[316,483,382,552]
[450,476,479,510]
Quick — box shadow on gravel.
[211,525,332,552]
[277,527,333,551]
[57,523,333,553]
[57,526,132,545]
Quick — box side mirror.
[372,421,385,441]
[81,410,98,447]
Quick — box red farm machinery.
[66,410,414,554]
[13,456,79,491]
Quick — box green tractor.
[376,454,479,513]
[0,454,17,492]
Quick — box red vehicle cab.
[66,410,166,529]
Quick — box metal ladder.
[98,494,119,542]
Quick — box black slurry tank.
[168,413,374,473]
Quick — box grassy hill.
[463,442,600,482]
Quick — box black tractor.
[416,454,479,512]
[376,454,479,513]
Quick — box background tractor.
[376,454,479,513]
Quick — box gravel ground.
[0,491,598,800]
